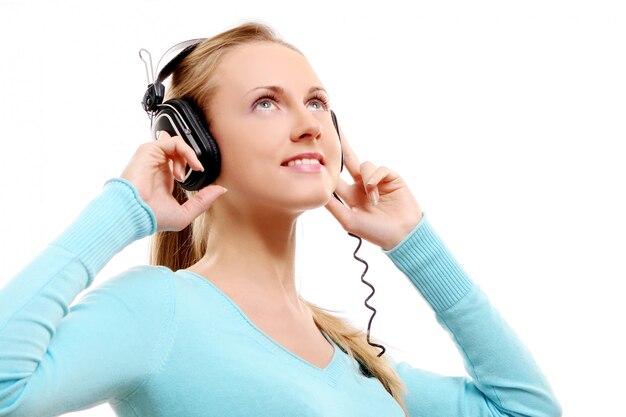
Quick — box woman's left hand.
[324,128,423,251]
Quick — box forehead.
[214,42,323,93]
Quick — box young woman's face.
[206,41,342,213]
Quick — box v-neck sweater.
[0,179,561,417]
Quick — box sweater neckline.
[176,269,342,374]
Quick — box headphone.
[141,39,343,191]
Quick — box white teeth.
[286,158,321,166]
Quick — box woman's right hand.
[120,132,227,232]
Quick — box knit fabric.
[0,179,560,417]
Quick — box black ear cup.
[330,110,344,172]
[152,99,221,191]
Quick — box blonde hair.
[149,22,408,415]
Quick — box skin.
[121,41,422,366]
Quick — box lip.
[281,152,325,166]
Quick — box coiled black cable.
[348,232,386,358]
[332,192,386,360]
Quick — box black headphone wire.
[332,192,386,361]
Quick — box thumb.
[179,185,228,224]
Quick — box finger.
[361,162,388,206]
[337,126,362,182]
[172,156,187,181]
[173,149,195,180]
[176,185,228,228]
[324,193,355,231]
[172,137,204,173]
[333,177,363,207]
[364,166,391,190]
[157,130,171,141]
[366,168,390,207]
[158,134,204,172]
[359,161,377,190]
[333,178,352,200]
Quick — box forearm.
[385,214,561,417]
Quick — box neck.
[189,194,305,314]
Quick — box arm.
[384,214,562,417]
[0,179,167,416]
[0,134,227,416]
[323,129,560,417]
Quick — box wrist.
[382,213,473,312]
[51,178,157,284]
[382,212,423,251]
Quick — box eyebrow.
[245,85,328,96]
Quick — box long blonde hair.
[149,22,408,415]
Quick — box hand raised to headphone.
[325,128,422,251]
[120,132,227,232]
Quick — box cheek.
[214,133,280,186]
[220,145,271,180]
[213,120,261,164]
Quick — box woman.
[0,22,561,416]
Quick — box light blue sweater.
[0,179,561,417]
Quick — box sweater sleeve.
[0,179,173,417]
[383,214,562,417]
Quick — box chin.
[279,188,333,212]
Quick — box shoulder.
[104,264,174,288]
[94,265,174,293]
[77,265,177,315]
[68,265,178,361]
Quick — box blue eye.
[307,101,323,111]
[253,94,279,111]
[257,100,275,110]
[252,92,329,111]
[307,94,329,111]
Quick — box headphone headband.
[155,38,207,84]
[142,39,206,113]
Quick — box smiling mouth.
[283,158,322,167]
[280,153,325,167]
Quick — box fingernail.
[368,190,378,206]
[220,186,228,194]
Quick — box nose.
[290,107,322,142]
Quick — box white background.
[1,1,624,416]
